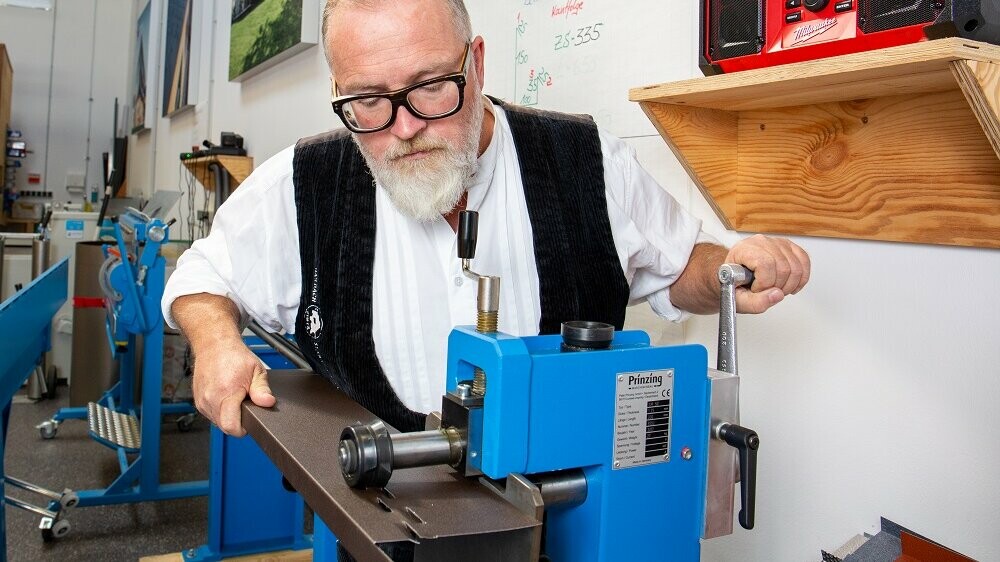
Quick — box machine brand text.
[628,373,662,387]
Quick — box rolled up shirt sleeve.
[600,130,705,322]
[161,146,301,333]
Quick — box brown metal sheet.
[241,370,539,561]
[898,531,976,562]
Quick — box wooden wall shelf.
[181,155,253,193]
[631,38,1000,249]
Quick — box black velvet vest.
[292,101,629,432]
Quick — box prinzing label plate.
[613,369,674,469]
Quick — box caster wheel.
[177,413,196,432]
[59,491,79,509]
[39,420,57,440]
[52,519,71,539]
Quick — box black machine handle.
[717,423,759,530]
[457,210,478,260]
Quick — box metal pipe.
[246,320,312,371]
[0,232,43,241]
[3,495,57,519]
[528,469,588,508]
[391,428,464,469]
[31,238,51,279]
[210,162,228,212]
[4,476,62,501]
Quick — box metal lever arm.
[717,264,754,375]
[716,423,759,530]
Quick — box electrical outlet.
[197,211,210,221]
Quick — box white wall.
[64,0,1000,560]
[0,0,132,207]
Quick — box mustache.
[384,136,452,161]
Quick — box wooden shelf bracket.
[631,39,1000,249]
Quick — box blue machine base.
[185,341,312,561]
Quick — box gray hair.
[322,0,473,64]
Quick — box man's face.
[326,0,486,222]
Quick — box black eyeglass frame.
[331,43,471,134]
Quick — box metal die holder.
[339,386,478,490]
[703,369,740,538]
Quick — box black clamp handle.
[717,423,759,530]
[457,210,478,260]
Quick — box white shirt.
[162,99,705,413]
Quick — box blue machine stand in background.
[0,258,69,556]
[34,209,207,524]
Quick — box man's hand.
[670,235,811,315]
[190,339,275,437]
[724,234,810,314]
[172,293,276,436]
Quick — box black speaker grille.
[859,0,937,34]
[709,0,765,61]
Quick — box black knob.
[457,210,479,260]
[804,0,829,11]
[718,423,759,530]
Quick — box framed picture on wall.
[162,0,200,117]
[228,0,319,82]
[129,0,159,134]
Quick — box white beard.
[355,94,484,222]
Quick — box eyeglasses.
[331,43,471,134]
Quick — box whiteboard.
[467,0,730,242]
[470,0,702,139]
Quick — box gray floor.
[4,387,210,561]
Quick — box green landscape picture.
[229,0,304,81]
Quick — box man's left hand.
[725,234,811,313]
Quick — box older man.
[163,0,810,437]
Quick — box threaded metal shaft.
[477,310,498,333]
[472,367,487,397]
[472,278,499,398]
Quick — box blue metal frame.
[47,210,207,509]
[184,337,311,561]
[0,258,69,561]
[446,326,713,561]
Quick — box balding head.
[321,0,472,65]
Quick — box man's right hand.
[171,293,276,437]
[191,338,275,437]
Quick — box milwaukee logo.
[629,373,662,386]
[792,17,837,45]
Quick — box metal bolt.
[618,375,624,382]
[187,549,196,558]
[470,451,478,458]
[455,382,472,400]
[664,454,670,461]
[681,447,693,460]
[614,461,620,468]
[667,371,673,378]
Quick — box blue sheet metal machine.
[38,208,207,516]
[338,211,759,561]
